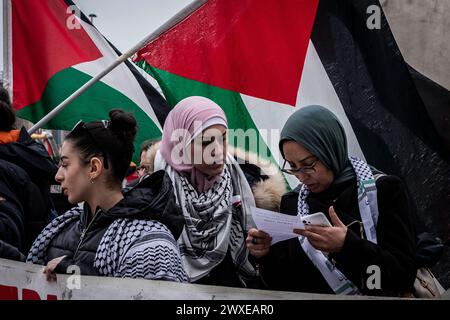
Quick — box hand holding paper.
[250,206,305,245]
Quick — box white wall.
[382,0,450,89]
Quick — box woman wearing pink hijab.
[155,96,285,288]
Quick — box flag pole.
[28,0,207,134]
[2,0,12,95]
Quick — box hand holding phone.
[295,207,348,253]
[301,212,332,227]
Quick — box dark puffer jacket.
[0,159,50,259]
[0,128,57,257]
[0,239,25,261]
[27,171,187,282]
[0,128,57,216]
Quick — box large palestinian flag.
[3,0,170,162]
[134,0,450,286]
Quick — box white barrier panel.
[0,258,410,300]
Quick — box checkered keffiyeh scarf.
[297,156,380,295]
[27,207,81,264]
[167,155,257,284]
[27,207,188,282]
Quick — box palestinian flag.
[3,0,169,161]
[134,0,450,285]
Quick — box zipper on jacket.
[73,210,101,259]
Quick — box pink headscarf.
[160,96,228,193]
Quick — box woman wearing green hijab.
[246,105,417,296]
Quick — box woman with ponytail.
[27,110,187,283]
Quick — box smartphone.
[301,212,332,227]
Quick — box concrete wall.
[381,0,450,90]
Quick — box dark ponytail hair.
[66,109,137,186]
[109,109,137,141]
[0,87,16,131]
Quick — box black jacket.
[44,171,184,276]
[0,159,50,257]
[258,175,417,296]
[0,239,25,261]
[0,128,57,213]
[0,128,57,256]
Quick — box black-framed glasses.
[281,156,319,175]
[70,120,110,169]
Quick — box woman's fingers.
[329,206,345,227]
[294,228,326,243]
[247,228,271,258]
[294,223,346,252]
[43,267,57,282]
[247,236,272,245]
[43,255,66,282]
[247,228,272,245]
[49,273,57,282]
[248,228,271,239]
[246,235,271,249]
[294,228,317,237]
[304,225,328,234]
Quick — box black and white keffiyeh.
[27,207,187,282]
[297,156,380,295]
[159,153,257,284]
[27,207,81,264]
[95,218,187,282]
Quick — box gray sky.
[0,0,191,72]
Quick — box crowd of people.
[0,87,444,297]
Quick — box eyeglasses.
[281,156,319,175]
[70,120,110,169]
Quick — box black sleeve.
[0,194,25,250]
[332,175,417,294]
[280,190,300,214]
[0,240,26,261]
[255,192,294,290]
[0,161,49,254]
[53,255,75,274]
[257,239,293,290]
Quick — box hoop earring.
[90,178,95,184]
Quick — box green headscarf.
[279,105,356,185]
